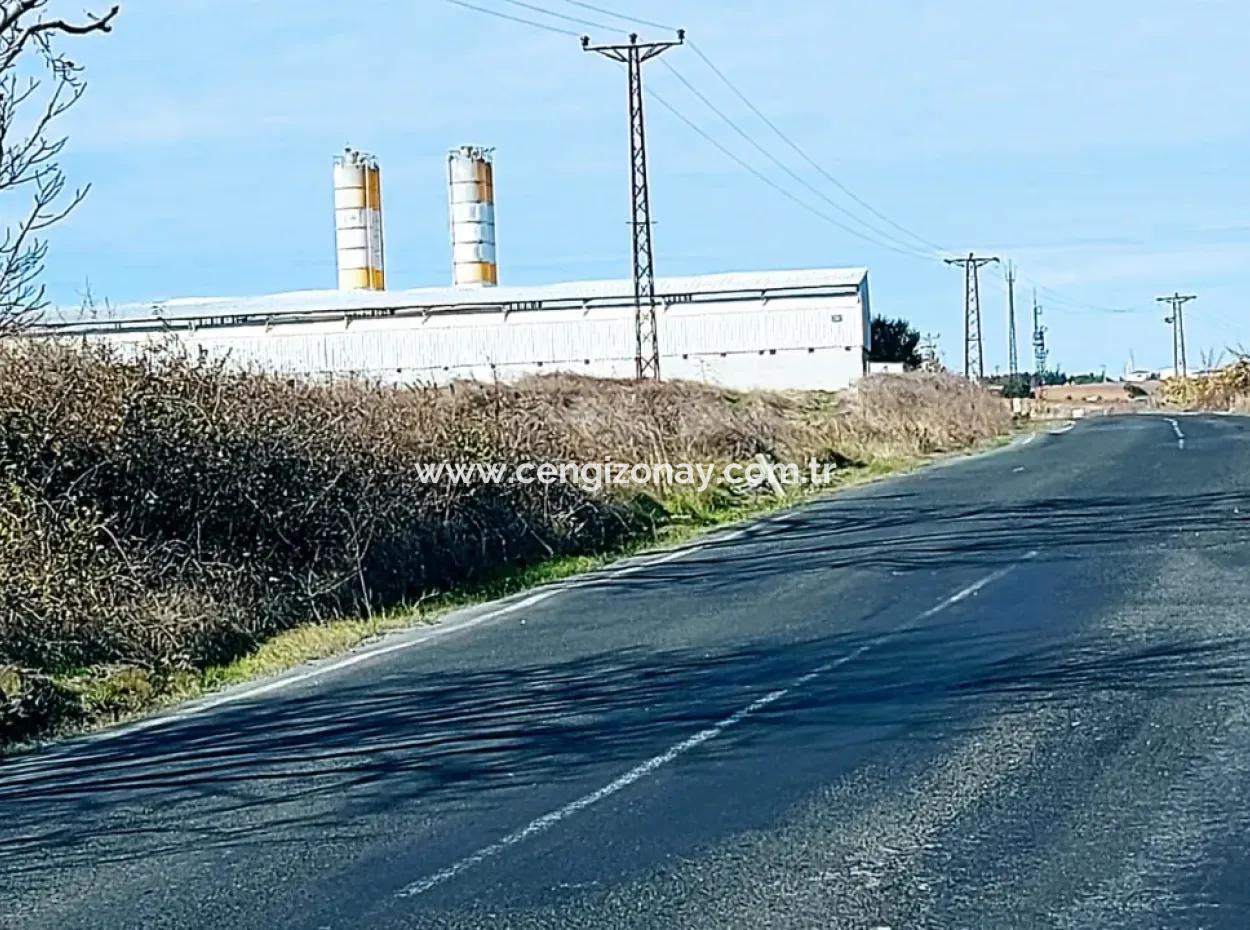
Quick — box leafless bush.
[0,343,653,674]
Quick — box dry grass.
[1161,359,1250,411]
[0,343,1008,745]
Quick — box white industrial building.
[38,268,872,392]
[35,147,873,393]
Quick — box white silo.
[448,145,497,287]
[333,148,385,290]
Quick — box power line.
[494,0,618,31]
[643,88,827,225]
[439,2,929,261]
[557,0,673,30]
[645,86,927,259]
[439,0,580,36]
[1013,270,1140,315]
[687,39,948,257]
[1202,305,1246,355]
[986,265,1147,321]
[552,9,946,257]
[658,60,938,258]
[1036,289,1137,316]
[669,34,1165,327]
[441,0,1154,355]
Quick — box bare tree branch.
[0,2,118,333]
[0,2,43,36]
[0,3,117,71]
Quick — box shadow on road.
[3,417,1249,881]
[3,620,1248,875]
[603,487,1250,594]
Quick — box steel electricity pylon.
[583,30,685,380]
[944,253,999,380]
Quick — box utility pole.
[1156,292,1197,377]
[920,332,941,372]
[1031,290,1048,387]
[1005,261,1018,380]
[944,253,999,380]
[583,30,685,381]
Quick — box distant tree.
[1000,375,1033,398]
[869,316,922,369]
[1,1,119,334]
[1029,369,1067,386]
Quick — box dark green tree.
[868,316,922,369]
[1000,375,1033,398]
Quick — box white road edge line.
[1022,434,1037,445]
[1165,416,1185,449]
[21,530,745,755]
[394,552,1037,899]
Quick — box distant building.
[37,268,872,393]
[868,361,906,375]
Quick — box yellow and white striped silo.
[448,145,497,287]
[333,147,385,290]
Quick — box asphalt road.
[4,413,1250,929]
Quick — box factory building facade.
[40,268,872,393]
[35,146,871,392]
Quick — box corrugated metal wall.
[92,290,868,391]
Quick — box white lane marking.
[1165,417,1185,449]
[1022,434,1037,446]
[10,532,744,759]
[1012,466,1025,473]
[395,554,1036,899]
[1048,423,1075,436]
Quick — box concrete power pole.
[1156,292,1197,377]
[1005,261,1018,379]
[944,253,1000,380]
[583,30,685,381]
[1031,290,1048,386]
[1000,261,1020,377]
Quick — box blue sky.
[33,0,1250,373]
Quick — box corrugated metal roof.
[54,268,868,325]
